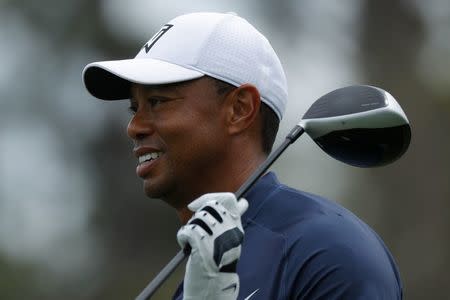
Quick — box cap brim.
[82,59,205,100]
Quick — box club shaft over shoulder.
[135,125,305,300]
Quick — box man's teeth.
[138,152,162,164]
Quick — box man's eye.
[128,106,137,115]
[148,97,167,107]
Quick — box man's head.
[126,75,272,210]
[82,12,287,210]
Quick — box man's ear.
[226,84,261,135]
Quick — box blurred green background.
[0,0,449,299]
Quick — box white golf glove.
[177,193,248,300]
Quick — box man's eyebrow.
[129,84,173,101]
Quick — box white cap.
[82,12,288,119]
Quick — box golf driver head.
[299,85,411,167]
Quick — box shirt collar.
[241,171,280,227]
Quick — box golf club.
[135,85,411,300]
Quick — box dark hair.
[211,77,280,154]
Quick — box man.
[83,12,403,299]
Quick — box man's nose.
[127,112,154,140]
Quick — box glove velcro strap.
[213,228,244,266]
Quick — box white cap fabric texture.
[83,12,288,119]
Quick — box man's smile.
[138,152,163,165]
[134,147,164,178]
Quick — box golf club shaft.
[135,125,305,300]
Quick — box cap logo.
[144,24,173,53]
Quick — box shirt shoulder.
[243,178,403,299]
[285,213,402,299]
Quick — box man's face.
[128,77,229,208]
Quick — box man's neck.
[174,148,267,224]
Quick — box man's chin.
[144,183,188,211]
[144,180,171,202]
[143,181,164,199]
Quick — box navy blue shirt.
[173,172,403,299]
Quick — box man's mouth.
[138,152,163,165]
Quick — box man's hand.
[177,193,248,300]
